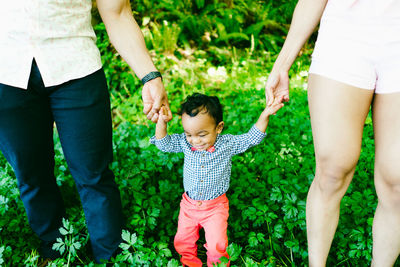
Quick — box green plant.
[52,218,86,265]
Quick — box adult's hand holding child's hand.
[265,70,290,106]
[157,106,171,125]
[264,95,285,116]
[142,78,172,123]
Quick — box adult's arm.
[97,0,172,122]
[265,0,328,106]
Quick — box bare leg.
[371,93,400,266]
[307,74,374,266]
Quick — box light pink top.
[0,1,102,89]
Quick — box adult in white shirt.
[0,0,171,264]
[265,0,400,266]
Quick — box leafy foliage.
[1,0,396,266]
[127,0,297,52]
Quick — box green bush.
[126,0,297,51]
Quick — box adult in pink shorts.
[265,0,400,266]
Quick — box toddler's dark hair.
[180,93,223,125]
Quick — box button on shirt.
[150,125,266,201]
[0,1,102,89]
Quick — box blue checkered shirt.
[150,125,266,200]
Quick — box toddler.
[150,93,283,266]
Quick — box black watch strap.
[141,71,162,85]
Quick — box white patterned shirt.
[150,125,266,201]
[0,1,102,89]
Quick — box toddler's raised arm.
[229,98,284,155]
[151,107,184,153]
[155,106,170,139]
[255,96,284,133]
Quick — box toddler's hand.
[155,106,170,139]
[263,95,284,117]
[157,106,171,126]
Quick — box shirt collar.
[191,146,215,153]
[189,134,221,153]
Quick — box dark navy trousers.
[0,60,123,263]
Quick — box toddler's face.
[182,110,224,151]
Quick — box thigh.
[49,69,113,185]
[308,74,374,171]
[175,203,201,239]
[0,83,54,182]
[202,202,229,247]
[372,92,400,195]
[174,204,201,252]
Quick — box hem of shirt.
[185,191,227,201]
[0,79,29,90]
[0,63,103,90]
[41,65,103,88]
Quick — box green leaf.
[226,243,242,261]
[59,227,68,236]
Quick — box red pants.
[174,193,230,267]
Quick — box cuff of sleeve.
[150,134,170,148]
[250,124,267,141]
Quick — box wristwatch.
[141,71,162,85]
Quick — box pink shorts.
[309,1,400,94]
